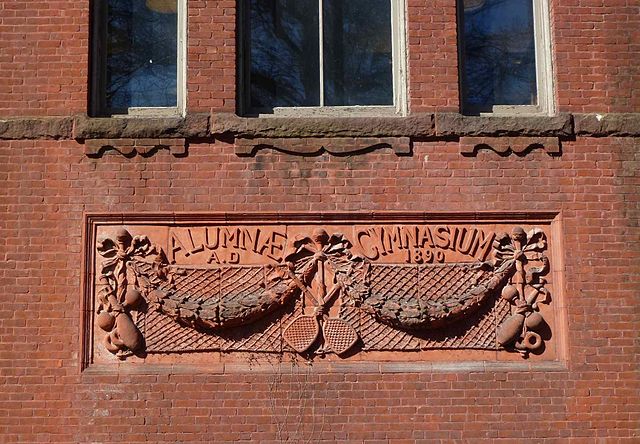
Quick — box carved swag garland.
[95,226,551,359]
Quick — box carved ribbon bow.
[95,228,162,357]
[282,229,367,355]
[494,227,550,356]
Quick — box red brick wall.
[188,0,236,113]
[1,0,638,115]
[407,0,460,112]
[0,1,89,116]
[1,138,638,442]
[1,0,639,442]
[552,0,640,112]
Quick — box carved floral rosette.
[94,225,551,359]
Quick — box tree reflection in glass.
[323,0,393,106]
[106,0,177,112]
[247,0,393,112]
[460,0,537,113]
[249,0,320,109]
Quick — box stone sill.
[74,112,575,139]
[1,112,639,141]
[213,113,577,138]
[1,112,638,157]
[82,360,568,376]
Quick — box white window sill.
[485,106,554,117]
[252,105,405,119]
[109,107,184,118]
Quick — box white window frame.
[458,0,555,116]
[239,0,408,117]
[90,0,187,118]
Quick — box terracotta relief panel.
[82,213,565,367]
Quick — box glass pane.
[460,0,537,113]
[106,0,178,112]
[249,0,320,110]
[323,0,393,106]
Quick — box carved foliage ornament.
[94,225,551,359]
[95,228,163,357]
[494,227,550,356]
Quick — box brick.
[0,0,638,442]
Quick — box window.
[90,0,186,116]
[458,0,553,115]
[239,0,407,116]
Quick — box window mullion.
[318,0,324,107]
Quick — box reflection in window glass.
[460,0,537,113]
[323,0,393,106]
[105,0,178,112]
[246,0,394,112]
[249,0,320,109]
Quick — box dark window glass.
[323,0,393,106]
[246,0,393,112]
[104,0,178,112]
[249,0,320,109]
[460,0,537,113]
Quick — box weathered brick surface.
[552,0,640,112]
[407,0,460,112]
[187,0,236,112]
[0,0,639,442]
[0,138,638,442]
[0,1,89,116]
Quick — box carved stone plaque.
[82,213,564,366]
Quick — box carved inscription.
[90,217,555,361]
[355,225,495,262]
[169,227,288,264]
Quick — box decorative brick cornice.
[84,138,187,157]
[459,137,561,156]
[234,137,411,157]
